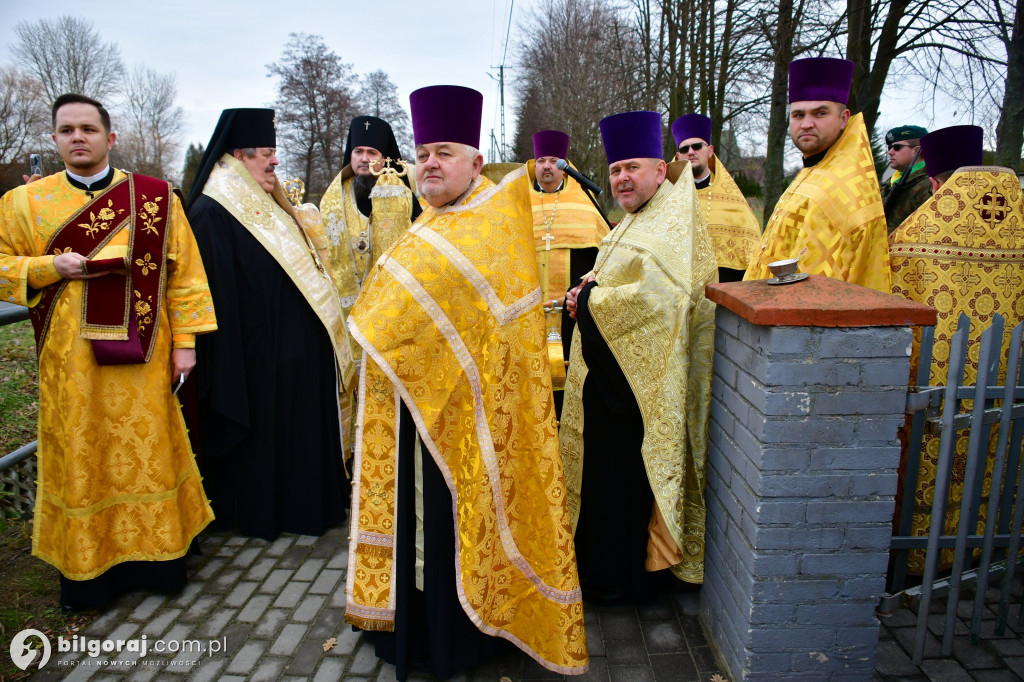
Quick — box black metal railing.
[0,303,37,519]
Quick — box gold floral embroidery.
[134,289,154,333]
[138,194,164,236]
[78,198,124,238]
[240,195,274,230]
[135,252,157,275]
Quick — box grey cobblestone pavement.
[24,526,1024,681]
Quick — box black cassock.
[572,282,667,603]
[187,196,347,541]
[553,247,600,419]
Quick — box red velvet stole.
[30,173,173,364]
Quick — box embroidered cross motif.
[368,483,387,507]
[954,214,986,245]
[950,263,982,296]
[905,260,939,295]
[364,121,371,130]
[994,265,1023,298]
[998,217,1023,249]
[370,376,389,403]
[976,190,1009,228]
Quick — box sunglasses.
[887,142,917,151]
[677,142,706,154]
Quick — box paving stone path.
[25,525,1024,681]
[28,527,724,681]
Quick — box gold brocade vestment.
[560,165,718,583]
[889,166,1024,573]
[745,113,891,292]
[0,170,217,579]
[700,155,761,271]
[345,166,588,674]
[526,159,609,304]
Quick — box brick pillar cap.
[706,275,937,327]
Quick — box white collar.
[66,166,111,187]
[694,170,711,184]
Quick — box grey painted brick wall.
[702,308,911,681]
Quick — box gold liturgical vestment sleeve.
[0,170,216,579]
[560,167,718,584]
[889,166,1024,573]
[345,167,588,674]
[745,113,891,292]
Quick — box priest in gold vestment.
[745,57,890,292]
[319,117,419,456]
[562,111,717,603]
[345,85,587,679]
[0,94,216,609]
[319,116,419,321]
[889,125,1024,572]
[528,130,609,306]
[528,129,609,416]
[671,113,760,282]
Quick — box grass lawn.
[0,319,37,456]
[0,318,96,678]
[0,518,96,679]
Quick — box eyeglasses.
[887,142,917,151]
[677,142,706,154]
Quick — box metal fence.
[0,303,37,519]
[883,313,1024,664]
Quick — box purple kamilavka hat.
[533,130,570,159]
[671,114,712,147]
[789,58,855,104]
[920,125,984,177]
[409,85,483,148]
[599,111,663,164]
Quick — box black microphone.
[556,159,602,196]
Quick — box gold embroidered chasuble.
[526,159,609,304]
[202,155,355,389]
[745,113,891,292]
[560,168,718,583]
[0,170,217,579]
[345,166,588,674]
[889,166,1024,573]
[701,155,761,270]
[320,173,369,298]
[320,170,415,354]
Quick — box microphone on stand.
[556,159,602,196]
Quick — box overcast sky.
[1,0,986,172]
[1,0,527,165]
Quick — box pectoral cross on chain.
[542,233,555,251]
[364,121,371,130]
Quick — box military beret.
[886,125,928,144]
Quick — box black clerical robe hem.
[361,402,511,681]
[573,284,666,603]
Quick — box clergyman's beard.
[353,172,377,204]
